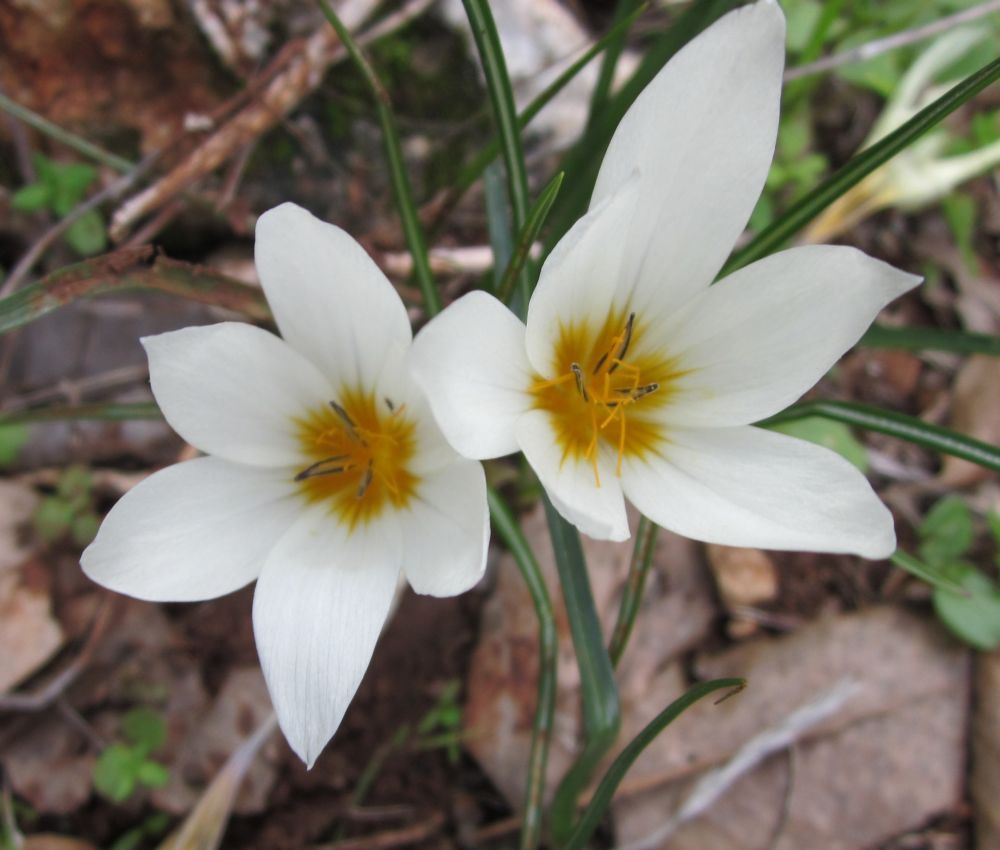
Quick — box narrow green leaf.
[497,171,564,305]
[487,487,557,850]
[316,0,441,316]
[725,55,1000,274]
[588,0,645,125]
[0,401,162,424]
[762,400,1000,473]
[444,2,648,219]
[890,549,967,594]
[562,678,745,850]
[544,496,620,846]
[461,0,532,306]
[861,324,1000,357]
[608,515,658,668]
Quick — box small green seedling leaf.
[33,496,75,543]
[769,415,868,471]
[941,192,977,273]
[11,182,52,212]
[50,161,97,216]
[58,464,92,501]
[121,708,166,753]
[66,210,108,256]
[93,744,140,802]
[135,760,170,789]
[71,512,100,547]
[933,564,1000,651]
[918,495,974,565]
[0,423,29,465]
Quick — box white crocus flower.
[82,203,489,767]
[410,0,919,557]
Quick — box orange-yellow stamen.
[294,389,418,528]
[530,312,681,485]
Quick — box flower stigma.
[530,311,682,485]
[295,388,418,528]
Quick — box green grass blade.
[543,496,621,846]
[0,402,162,424]
[461,0,531,306]
[562,678,745,850]
[0,249,269,336]
[587,0,645,126]
[725,55,1000,274]
[444,2,648,220]
[608,515,658,668]
[316,0,441,316]
[763,400,1000,473]
[861,324,1000,357]
[487,488,557,850]
[497,171,564,306]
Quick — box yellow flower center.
[530,311,683,485]
[294,388,418,528]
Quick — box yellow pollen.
[294,389,418,528]
[530,311,681,486]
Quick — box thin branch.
[784,0,1000,82]
[309,811,445,850]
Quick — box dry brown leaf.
[939,355,1000,487]
[0,480,39,573]
[613,607,969,850]
[972,649,1000,850]
[0,558,63,693]
[22,836,99,850]
[3,720,96,814]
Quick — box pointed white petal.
[144,322,333,467]
[253,505,401,767]
[410,291,533,459]
[81,457,300,601]
[525,175,641,375]
[591,0,785,313]
[400,458,489,597]
[622,426,895,558]
[515,409,629,542]
[657,246,921,428]
[255,203,412,389]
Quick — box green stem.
[316,0,441,317]
[890,550,966,594]
[487,488,557,850]
[497,171,564,306]
[724,54,1000,274]
[0,402,162,424]
[543,497,620,847]
[461,0,532,306]
[0,91,134,173]
[561,678,745,850]
[762,399,1000,473]
[608,515,658,668]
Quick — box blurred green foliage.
[11,154,107,256]
[33,464,101,547]
[93,708,170,803]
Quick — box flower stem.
[487,487,557,850]
[460,0,532,307]
[608,515,658,668]
[316,0,442,317]
[543,496,620,847]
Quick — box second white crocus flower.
[81,203,489,767]
[411,0,919,557]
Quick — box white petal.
[399,458,489,597]
[255,203,412,389]
[515,409,629,542]
[81,457,300,602]
[410,291,533,459]
[657,246,922,428]
[144,322,333,467]
[591,0,785,313]
[253,505,401,767]
[525,175,641,375]
[621,426,895,558]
